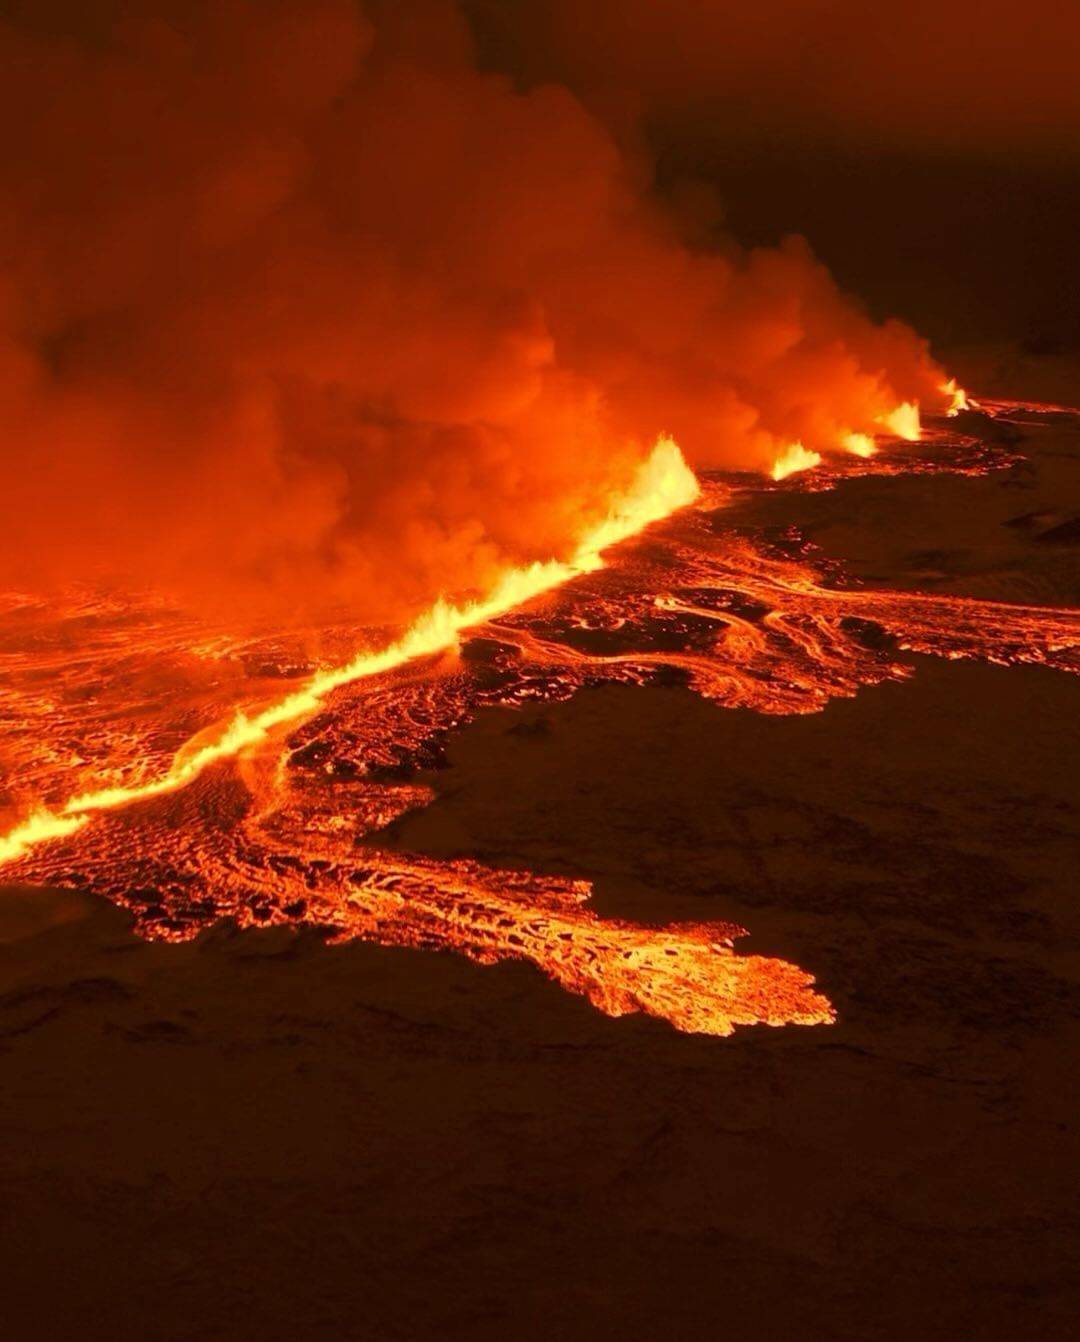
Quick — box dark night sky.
[656,140,1080,352]
[8,0,1079,353]
[467,0,1080,353]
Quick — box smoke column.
[0,0,957,625]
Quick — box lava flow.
[3,408,1080,1037]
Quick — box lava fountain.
[3,403,1080,1036]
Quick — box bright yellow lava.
[841,432,876,458]
[0,436,700,866]
[941,377,974,416]
[877,402,922,441]
[771,442,822,481]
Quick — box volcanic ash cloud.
[0,0,955,624]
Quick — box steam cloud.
[1,0,956,623]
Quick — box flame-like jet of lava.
[878,402,923,441]
[4,407,1080,1038]
[771,443,823,481]
[0,436,698,866]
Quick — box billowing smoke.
[0,0,954,624]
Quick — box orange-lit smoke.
[0,433,698,866]
[0,1,958,624]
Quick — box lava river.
[2,407,1079,1036]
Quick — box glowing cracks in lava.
[771,442,823,481]
[877,402,922,441]
[0,437,700,867]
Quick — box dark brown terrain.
[4,374,1080,1340]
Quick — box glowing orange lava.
[941,378,972,415]
[2,404,1079,1038]
[878,401,922,441]
[841,432,876,458]
[771,442,823,480]
[0,436,698,867]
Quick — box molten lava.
[2,405,1079,1037]
[771,443,823,481]
[0,436,697,867]
[941,378,972,415]
[841,432,876,459]
[878,402,923,441]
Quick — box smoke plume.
[0,0,955,623]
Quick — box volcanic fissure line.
[0,436,699,866]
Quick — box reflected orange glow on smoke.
[0,1,962,628]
